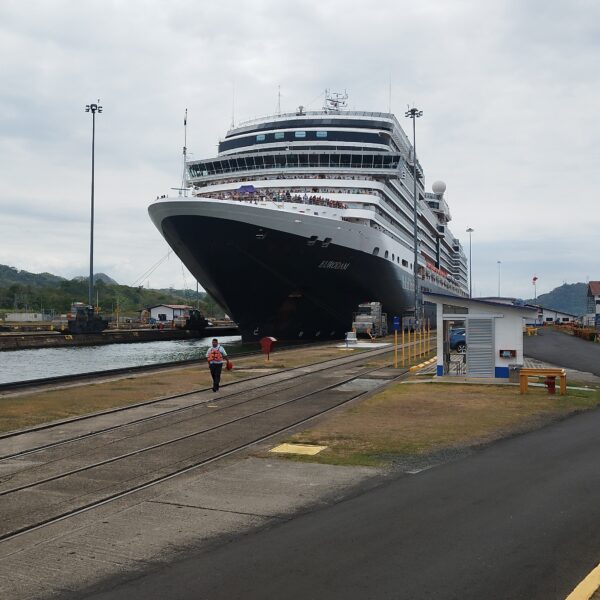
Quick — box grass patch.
[280,383,600,467]
[0,344,378,434]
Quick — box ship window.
[316,131,328,138]
[385,250,389,259]
[402,259,408,267]
[274,132,285,140]
[307,235,318,246]
[392,254,395,261]
[294,131,306,138]
[256,134,266,141]
[373,247,379,256]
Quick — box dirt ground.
[281,382,600,466]
[0,344,375,433]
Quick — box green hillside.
[0,264,224,317]
[526,282,588,315]
[0,265,65,288]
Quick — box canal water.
[0,335,243,384]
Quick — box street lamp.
[497,260,502,297]
[85,100,102,308]
[466,227,474,298]
[405,106,423,325]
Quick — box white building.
[586,281,600,328]
[147,304,192,322]
[424,292,537,379]
[537,307,578,325]
[5,312,51,322]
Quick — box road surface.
[524,328,600,376]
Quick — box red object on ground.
[259,336,277,359]
[545,376,556,394]
[226,360,233,371]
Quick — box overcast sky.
[1,0,598,299]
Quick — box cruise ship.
[149,93,468,340]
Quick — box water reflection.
[0,335,243,384]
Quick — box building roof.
[423,291,537,314]
[588,281,600,296]
[147,304,193,310]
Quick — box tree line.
[0,279,224,318]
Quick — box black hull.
[161,215,436,341]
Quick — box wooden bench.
[519,368,566,395]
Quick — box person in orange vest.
[206,338,228,392]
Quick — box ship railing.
[235,110,396,128]
[191,173,379,189]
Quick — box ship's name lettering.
[318,261,350,271]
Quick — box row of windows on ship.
[255,131,330,141]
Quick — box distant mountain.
[0,264,225,317]
[0,264,66,288]
[526,282,588,316]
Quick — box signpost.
[393,316,400,368]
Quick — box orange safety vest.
[207,348,224,362]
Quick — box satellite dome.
[432,180,446,195]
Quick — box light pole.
[497,260,502,297]
[466,227,474,298]
[405,106,423,325]
[85,100,102,308]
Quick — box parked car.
[449,327,466,353]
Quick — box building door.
[466,318,494,378]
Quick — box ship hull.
[158,213,420,340]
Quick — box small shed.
[147,304,192,322]
[423,292,537,379]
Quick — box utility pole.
[85,100,102,308]
[497,261,502,296]
[405,106,423,325]
[466,227,474,298]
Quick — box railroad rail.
[0,346,402,543]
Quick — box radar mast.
[323,89,348,112]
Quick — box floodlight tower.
[405,106,423,324]
[85,101,102,308]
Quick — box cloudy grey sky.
[1,0,598,298]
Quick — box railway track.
[0,346,402,543]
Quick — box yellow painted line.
[409,356,438,372]
[565,563,600,600]
[270,443,327,456]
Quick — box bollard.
[401,327,405,367]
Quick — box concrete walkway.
[0,457,383,600]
